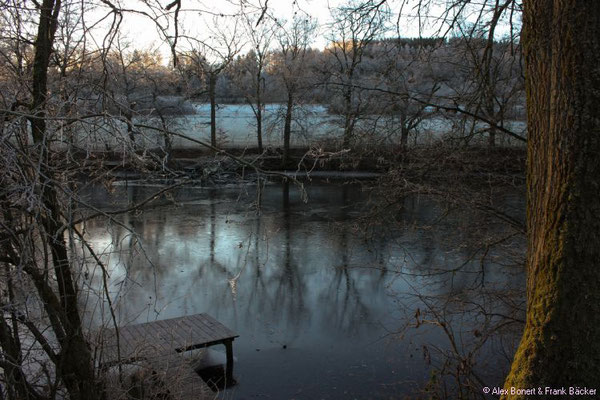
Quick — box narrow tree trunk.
[480,0,508,148]
[155,106,172,165]
[399,112,409,153]
[209,73,217,150]
[162,130,172,165]
[257,105,263,153]
[256,72,263,153]
[29,0,58,144]
[488,124,496,147]
[503,3,600,397]
[486,96,496,147]
[125,105,135,145]
[283,91,293,165]
[0,315,33,400]
[342,86,353,148]
[42,195,98,400]
[27,2,101,399]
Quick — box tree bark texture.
[29,0,60,144]
[503,2,600,397]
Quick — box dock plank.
[98,313,238,399]
[185,316,217,343]
[194,315,230,341]
[177,317,212,348]
[200,314,235,338]
[198,314,237,338]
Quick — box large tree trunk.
[503,3,600,397]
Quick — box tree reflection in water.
[82,181,525,399]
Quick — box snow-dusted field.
[67,103,527,151]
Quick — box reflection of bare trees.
[324,267,372,337]
[389,279,524,399]
[318,185,375,336]
[366,190,526,398]
[210,189,216,265]
[267,182,307,337]
[86,183,396,338]
[81,181,527,398]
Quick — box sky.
[87,0,516,63]
[90,0,347,60]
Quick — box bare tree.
[447,5,523,147]
[273,15,317,164]
[0,1,185,398]
[238,5,277,153]
[325,0,390,147]
[179,16,241,150]
[376,39,441,152]
[0,1,309,399]
[1,1,101,399]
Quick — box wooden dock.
[99,313,238,399]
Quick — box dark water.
[83,181,525,399]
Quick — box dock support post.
[225,340,234,385]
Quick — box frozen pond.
[82,181,525,398]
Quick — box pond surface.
[83,181,525,399]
